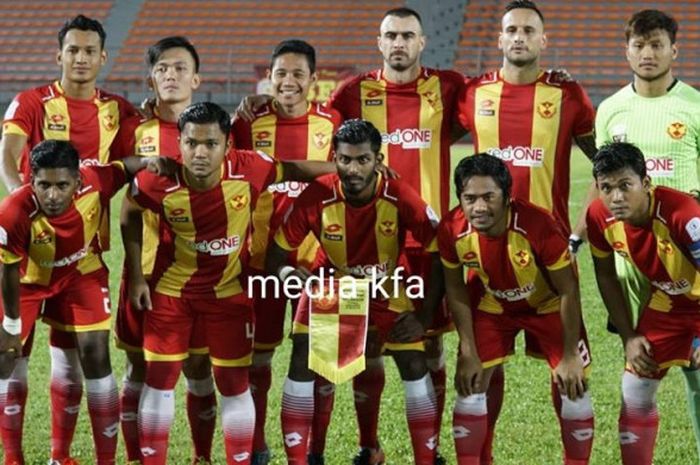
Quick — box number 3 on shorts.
[101,287,112,314]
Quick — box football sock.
[0,358,28,465]
[559,392,594,465]
[353,357,384,449]
[404,374,439,465]
[120,378,143,462]
[310,375,335,455]
[221,390,256,465]
[49,346,84,460]
[85,375,119,465]
[249,361,272,452]
[281,378,314,464]
[481,365,504,465]
[619,372,659,465]
[682,367,700,459]
[427,356,447,439]
[139,385,176,465]
[186,376,217,461]
[453,394,488,465]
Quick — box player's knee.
[125,351,146,382]
[49,346,83,380]
[75,332,111,378]
[394,350,428,381]
[252,350,274,368]
[560,391,593,420]
[621,371,660,411]
[454,393,487,416]
[213,365,249,396]
[182,353,211,379]
[288,335,313,381]
[424,334,444,359]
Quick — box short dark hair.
[178,102,231,136]
[270,39,316,74]
[30,140,80,175]
[383,7,423,27]
[58,15,106,49]
[332,119,382,155]
[592,142,647,180]
[454,153,512,200]
[146,36,200,73]
[625,9,678,44]
[504,0,545,24]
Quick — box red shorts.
[115,272,145,352]
[635,307,700,378]
[144,291,254,367]
[247,270,297,351]
[0,269,112,356]
[473,310,592,372]
[292,292,423,352]
[401,247,453,335]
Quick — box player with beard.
[231,39,341,465]
[456,2,597,461]
[594,11,700,458]
[0,15,138,465]
[110,36,218,465]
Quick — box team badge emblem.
[85,207,98,222]
[658,239,674,255]
[230,195,249,211]
[313,132,329,150]
[102,114,116,131]
[537,101,556,119]
[667,122,686,140]
[513,249,531,267]
[378,220,397,237]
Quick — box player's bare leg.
[182,353,216,465]
[121,351,146,464]
[74,330,119,465]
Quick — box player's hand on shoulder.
[554,354,586,400]
[549,68,575,83]
[233,94,274,123]
[624,334,659,377]
[146,156,178,176]
[376,163,400,180]
[389,311,425,343]
[455,352,483,397]
[139,97,156,118]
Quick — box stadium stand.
[455,0,700,103]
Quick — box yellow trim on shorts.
[383,340,425,352]
[626,359,690,372]
[144,349,189,362]
[482,355,512,369]
[425,322,455,337]
[254,340,283,351]
[188,347,209,355]
[210,353,253,367]
[115,337,143,354]
[42,316,111,333]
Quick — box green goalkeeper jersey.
[595,80,700,193]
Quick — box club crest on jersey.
[102,114,116,131]
[537,101,557,119]
[323,223,343,241]
[47,113,66,131]
[421,90,439,110]
[85,207,98,222]
[313,131,330,149]
[478,99,495,116]
[33,230,52,245]
[230,194,249,211]
[254,131,272,148]
[378,220,397,237]
[462,251,480,268]
[138,135,157,154]
[167,208,190,223]
[667,121,687,140]
[657,239,674,255]
[611,124,627,143]
[512,249,531,267]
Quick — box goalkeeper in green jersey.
[595,9,700,461]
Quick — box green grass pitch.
[3,145,696,464]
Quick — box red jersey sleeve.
[327,75,361,120]
[82,162,128,200]
[110,114,141,160]
[531,210,571,271]
[2,90,41,137]
[667,193,700,268]
[0,191,31,264]
[231,117,253,150]
[274,183,322,251]
[128,170,166,213]
[568,82,595,137]
[586,199,614,257]
[231,149,281,196]
[437,212,461,269]
[456,77,478,133]
[393,180,439,253]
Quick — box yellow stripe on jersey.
[530,83,563,213]
[589,243,611,258]
[42,97,71,141]
[275,228,296,251]
[96,99,120,163]
[23,218,57,286]
[418,76,444,214]
[547,249,572,272]
[249,114,277,269]
[320,202,348,271]
[651,219,700,302]
[2,122,28,137]
[473,82,504,152]
[375,198,411,312]
[506,232,559,314]
[74,193,103,276]
[134,118,161,156]
[156,190,197,297]
[215,180,249,298]
[307,114,335,161]
[455,232,504,314]
[141,211,161,277]
[602,221,633,262]
[360,79,389,158]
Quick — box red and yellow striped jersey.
[129,150,281,299]
[587,186,700,312]
[2,81,138,176]
[438,199,572,314]
[458,70,595,232]
[113,115,181,277]
[232,102,341,270]
[329,68,465,231]
[275,173,440,312]
[0,163,127,287]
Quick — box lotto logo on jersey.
[478,99,495,116]
[33,230,53,245]
[382,129,432,149]
[487,146,544,167]
[323,223,343,241]
[47,113,67,131]
[645,158,674,177]
[462,251,480,268]
[254,131,272,148]
[188,236,240,256]
[138,136,156,154]
[268,181,308,198]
